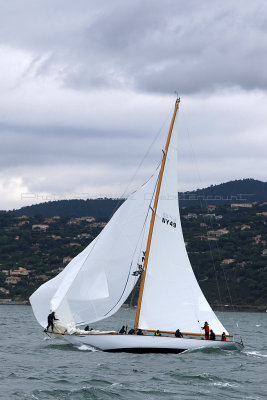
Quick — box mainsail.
[30,174,157,328]
[137,104,228,335]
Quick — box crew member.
[119,325,126,334]
[154,330,161,336]
[84,325,92,331]
[202,321,210,340]
[221,332,226,341]
[209,329,216,341]
[46,311,58,332]
[175,329,183,338]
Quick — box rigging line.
[128,174,159,309]
[181,108,238,332]
[55,165,161,317]
[107,108,173,220]
[57,114,170,314]
[204,216,238,318]
[104,172,160,316]
[180,108,224,318]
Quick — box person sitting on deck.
[201,321,210,340]
[84,325,92,331]
[209,329,216,341]
[221,332,226,341]
[128,328,135,335]
[46,311,58,332]
[154,330,161,336]
[175,329,183,338]
[137,329,144,335]
[119,325,126,334]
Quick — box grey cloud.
[0,1,266,210]
[0,123,161,170]
[0,0,266,94]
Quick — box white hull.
[53,333,243,353]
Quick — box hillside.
[8,179,267,218]
[180,178,267,205]
[10,198,124,219]
[0,201,266,309]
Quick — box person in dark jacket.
[137,329,144,335]
[84,325,92,331]
[119,325,126,334]
[46,311,58,331]
[175,329,183,338]
[209,329,216,341]
[128,328,135,335]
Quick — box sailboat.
[30,99,243,353]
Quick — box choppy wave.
[1,306,267,400]
[78,344,97,351]
[245,350,267,358]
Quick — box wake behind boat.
[30,99,244,353]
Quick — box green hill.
[0,200,266,309]
[7,179,267,218]
[180,178,267,205]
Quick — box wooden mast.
[134,98,180,331]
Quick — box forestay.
[138,117,228,336]
[30,174,157,328]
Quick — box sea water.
[0,305,266,399]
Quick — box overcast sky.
[0,0,266,210]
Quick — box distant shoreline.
[0,301,30,305]
[122,303,267,313]
[1,301,266,313]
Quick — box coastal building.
[77,233,93,239]
[35,275,49,281]
[231,203,253,209]
[253,235,262,245]
[241,225,251,230]
[0,287,10,294]
[207,228,229,237]
[10,267,29,276]
[80,217,95,222]
[15,215,28,220]
[32,224,49,231]
[203,213,216,218]
[221,259,235,265]
[5,276,21,285]
[50,234,62,240]
[183,213,198,220]
[63,256,73,264]
[51,267,64,274]
[67,217,95,225]
[207,205,216,212]
[17,220,30,226]
[44,218,54,223]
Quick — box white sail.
[138,116,228,336]
[30,174,157,328]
